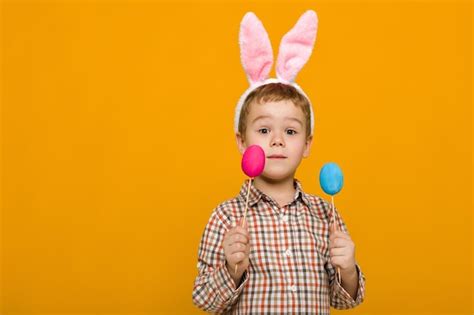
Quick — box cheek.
[245,133,266,146]
[289,138,307,151]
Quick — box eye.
[258,128,269,134]
[286,129,297,135]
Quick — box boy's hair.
[238,83,312,140]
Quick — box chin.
[261,170,294,182]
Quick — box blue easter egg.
[319,162,344,195]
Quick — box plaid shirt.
[192,179,366,314]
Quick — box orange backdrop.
[1,0,472,314]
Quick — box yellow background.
[1,0,472,314]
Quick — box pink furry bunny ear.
[276,10,318,82]
[239,12,274,85]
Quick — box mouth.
[267,155,287,159]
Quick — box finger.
[233,226,250,236]
[244,242,251,255]
[329,221,338,233]
[330,247,346,257]
[225,228,249,241]
[237,218,249,229]
[226,228,249,242]
[230,233,249,245]
[329,230,349,241]
[224,229,237,241]
[231,252,246,263]
[223,234,240,249]
[329,236,347,247]
[223,231,234,246]
[229,242,247,254]
[329,238,348,249]
[330,256,343,268]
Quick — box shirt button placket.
[280,205,296,296]
[280,205,288,224]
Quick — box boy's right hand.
[223,220,250,285]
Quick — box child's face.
[236,99,313,181]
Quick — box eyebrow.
[252,115,303,126]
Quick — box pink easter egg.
[241,145,266,178]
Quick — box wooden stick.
[331,195,342,283]
[235,178,252,275]
[241,178,252,226]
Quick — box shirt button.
[280,215,288,223]
[284,248,292,257]
[288,285,297,292]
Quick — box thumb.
[238,218,248,229]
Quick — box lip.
[267,155,287,159]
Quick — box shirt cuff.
[213,262,249,303]
[332,263,366,308]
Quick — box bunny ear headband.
[234,10,318,136]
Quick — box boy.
[193,11,365,314]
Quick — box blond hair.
[238,83,312,139]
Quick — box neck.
[253,175,296,206]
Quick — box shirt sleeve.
[192,208,249,313]
[324,203,366,310]
[328,261,366,309]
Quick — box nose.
[270,133,285,147]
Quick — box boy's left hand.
[329,223,356,272]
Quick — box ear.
[240,12,274,85]
[303,135,313,158]
[276,10,318,82]
[235,132,247,155]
